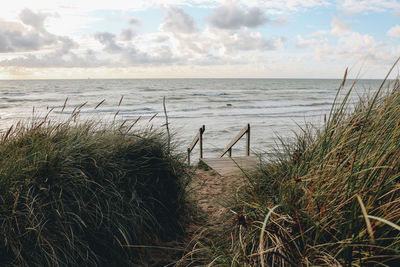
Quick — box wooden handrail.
[218,124,250,158]
[187,125,205,165]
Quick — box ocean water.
[0,79,384,158]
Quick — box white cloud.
[387,24,400,37]
[296,17,348,50]
[94,32,123,53]
[339,32,378,54]
[208,4,268,29]
[295,14,397,69]
[296,35,325,48]
[236,0,335,13]
[128,18,141,25]
[0,9,76,53]
[234,0,330,14]
[314,31,395,65]
[0,34,180,68]
[0,50,107,68]
[0,20,49,52]
[0,13,284,70]
[0,0,397,79]
[0,0,332,21]
[331,16,350,36]
[120,29,136,41]
[339,0,400,14]
[271,17,290,26]
[19,8,55,32]
[152,35,170,42]
[92,30,182,66]
[225,30,284,51]
[160,7,198,34]
[310,30,329,37]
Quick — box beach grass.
[0,111,191,266]
[183,70,400,265]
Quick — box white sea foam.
[0,78,384,157]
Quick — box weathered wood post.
[199,125,205,158]
[246,123,250,156]
[188,125,206,165]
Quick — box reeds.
[187,70,400,266]
[0,108,190,266]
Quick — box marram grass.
[184,72,400,266]
[0,116,190,266]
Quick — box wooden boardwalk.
[200,156,258,176]
[188,124,259,176]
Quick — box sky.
[0,0,399,79]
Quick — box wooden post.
[199,125,205,159]
[218,124,251,158]
[187,147,191,165]
[246,123,250,156]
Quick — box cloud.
[152,35,169,42]
[310,30,329,37]
[225,30,284,51]
[295,16,397,67]
[93,29,179,65]
[120,29,136,41]
[0,20,53,52]
[296,16,349,50]
[0,48,108,68]
[208,4,268,30]
[94,32,122,53]
[339,0,400,14]
[93,30,181,66]
[387,24,400,37]
[158,23,284,66]
[57,36,78,54]
[270,17,290,26]
[0,0,331,17]
[128,18,141,25]
[122,45,179,65]
[0,9,77,53]
[249,0,330,14]
[313,31,396,65]
[334,32,391,63]
[91,22,283,68]
[296,35,325,48]
[19,8,54,32]
[331,16,350,36]
[160,7,198,34]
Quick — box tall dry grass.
[185,68,400,266]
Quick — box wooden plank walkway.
[200,156,259,176]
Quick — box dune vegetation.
[2,68,400,267]
[183,70,400,266]
[0,112,190,266]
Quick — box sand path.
[150,168,244,266]
[190,168,241,224]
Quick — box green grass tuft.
[0,117,190,266]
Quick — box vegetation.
[186,71,400,266]
[0,114,190,266]
[3,69,400,266]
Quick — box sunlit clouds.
[0,0,399,79]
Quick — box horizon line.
[0,77,388,81]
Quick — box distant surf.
[0,78,383,157]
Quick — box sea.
[0,79,386,158]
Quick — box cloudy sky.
[0,0,399,79]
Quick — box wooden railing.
[218,124,250,158]
[187,125,205,165]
